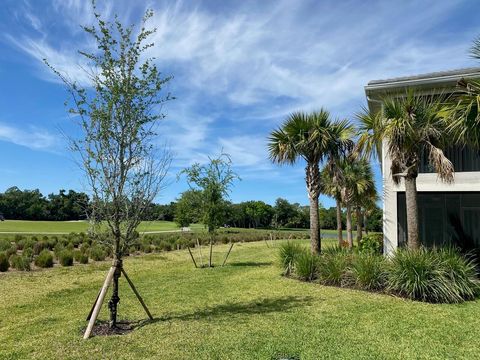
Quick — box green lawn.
[0,220,203,234]
[1,240,479,359]
[0,220,337,237]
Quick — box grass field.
[1,239,480,359]
[0,220,339,237]
[0,220,203,234]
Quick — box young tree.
[268,110,353,254]
[180,153,239,267]
[47,5,172,332]
[175,190,202,228]
[357,93,454,249]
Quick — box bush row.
[0,229,307,272]
[279,244,480,304]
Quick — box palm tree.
[357,92,454,249]
[359,191,379,236]
[353,165,377,244]
[320,161,345,247]
[444,39,480,151]
[332,156,376,248]
[268,109,353,254]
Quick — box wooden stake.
[83,266,115,339]
[187,246,198,268]
[86,289,101,321]
[209,241,213,267]
[222,243,234,266]
[121,268,153,320]
[197,238,203,267]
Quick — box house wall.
[382,142,480,255]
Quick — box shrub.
[74,249,89,264]
[437,247,480,301]
[33,241,48,255]
[359,233,383,254]
[293,250,318,281]
[58,250,74,267]
[10,254,31,271]
[54,243,65,259]
[387,248,479,303]
[35,250,54,268]
[16,239,36,251]
[47,236,58,250]
[14,234,25,243]
[4,246,16,258]
[278,242,303,276]
[317,248,351,286]
[22,247,33,261]
[0,252,9,272]
[89,245,106,261]
[0,239,12,252]
[350,253,387,290]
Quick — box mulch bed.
[82,320,134,337]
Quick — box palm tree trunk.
[309,196,321,254]
[336,198,343,246]
[405,177,419,249]
[364,210,368,234]
[346,205,353,249]
[306,162,321,254]
[356,206,362,245]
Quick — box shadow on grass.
[227,261,273,267]
[133,295,314,330]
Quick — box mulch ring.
[82,320,135,337]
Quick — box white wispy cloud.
[0,122,59,151]
[4,0,478,179]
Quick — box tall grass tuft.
[350,253,387,290]
[293,250,319,281]
[437,247,480,301]
[278,242,303,276]
[317,247,351,286]
[387,247,479,303]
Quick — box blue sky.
[0,0,479,207]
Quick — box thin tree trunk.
[364,211,369,234]
[346,205,353,249]
[309,196,321,254]
[108,258,122,328]
[356,206,363,245]
[405,177,419,249]
[336,198,343,247]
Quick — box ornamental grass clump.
[387,247,479,303]
[350,252,387,291]
[317,247,351,286]
[9,254,31,271]
[0,252,9,272]
[34,250,54,268]
[293,250,319,281]
[436,247,480,301]
[58,250,74,267]
[278,242,303,276]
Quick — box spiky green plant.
[278,242,303,276]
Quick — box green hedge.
[284,246,480,304]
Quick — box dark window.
[419,146,480,173]
[397,192,480,254]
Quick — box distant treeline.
[173,195,382,232]
[0,187,382,231]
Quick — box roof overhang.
[365,67,480,113]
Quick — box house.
[365,68,480,255]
